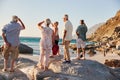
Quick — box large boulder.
[0,57,36,80]
[19,43,33,54]
[0,69,29,80]
[104,59,120,67]
[48,60,120,80]
[29,59,120,80]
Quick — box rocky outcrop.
[0,44,33,54]
[0,69,29,80]
[104,59,120,67]
[69,43,97,56]
[31,60,120,80]
[91,10,120,41]
[0,54,120,80]
[87,22,104,37]
[0,56,36,80]
[19,43,33,54]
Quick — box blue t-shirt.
[2,21,23,46]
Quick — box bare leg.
[10,59,15,72]
[38,49,44,69]
[82,48,85,60]
[44,50,50,71]
[75,48,81,60]
[3,58,8,71]
[57,48,60,56]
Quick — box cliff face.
[87,22,104,37]
[91,10,120,41]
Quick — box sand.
[19,51,120,64]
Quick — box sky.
[0,0,120,38]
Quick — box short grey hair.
[45,18,51,25]
[12,15,18,21]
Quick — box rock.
[35,69,56,80]
[49,60,120,80]
[69,43,97,51]
[87,49,96,57]
[0,44,33,54]
[15,57,37,68]
[0,69,29,80]
[116,41,120,50]
[113,68,120,77]
[49,55,63,63]
[0,75,4,80]
[69,44,77,51]
[116,10,120,16]
[104,59,120,67]
[18,43,33,54]
[90,10,120,41]
[0,57,37,80]
[1,54,120,80]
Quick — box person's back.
[1,15,25,72]
[76,20,87,41]
[77,24,87,41]
[41,26,53,49]
[37,18,54,70]
[75,20,87,60]
[3,21,22,46]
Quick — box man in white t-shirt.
[62,14,73,63]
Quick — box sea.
[0,36,95,56]
[0,36,76,55]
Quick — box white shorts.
[76,38,85,48]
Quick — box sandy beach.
[19,51,120,64]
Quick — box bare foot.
[37,64,44,69]
[44,66,48,71]
[83,57,86,60]
[74,57,81,60]
[2,68,8,72]
[9,69,15,73]
[49,55,54,58]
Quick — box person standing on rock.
[62,14,73,63]
[50,21,60,57]
[37,18,54,70]
[1,15,25,72]
[75,20,88,60]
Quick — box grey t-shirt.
[2,21,23,47]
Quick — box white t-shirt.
[64,20,73,41]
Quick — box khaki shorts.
[2,45,19,60]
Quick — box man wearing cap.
[1,15,25,72]
[62,14,73,63]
